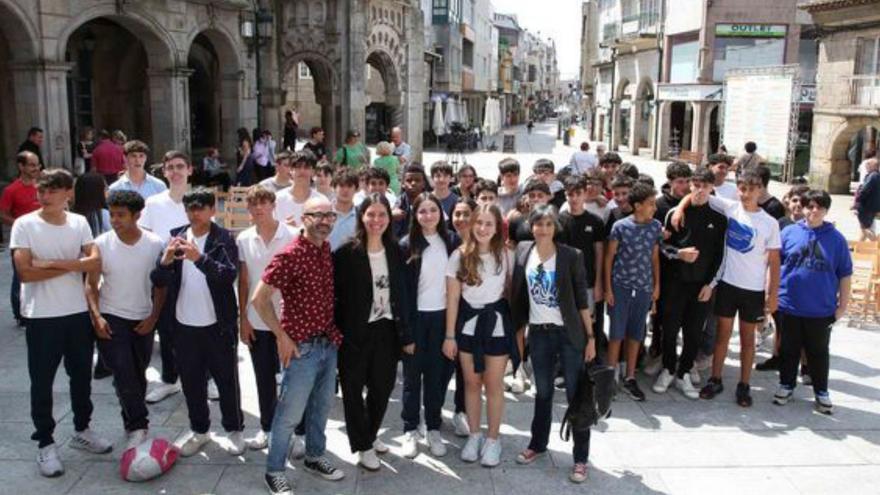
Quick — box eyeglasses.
[164,163,188,171]
[303,211,338,222]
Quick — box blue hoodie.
[778,220,852,318]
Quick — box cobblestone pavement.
[1,123,878,493]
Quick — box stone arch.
[186,27,244,159]
[281,50,342,147]
[819,117,880,193]
[0,0,40,175]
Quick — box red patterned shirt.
[261,233,342,346]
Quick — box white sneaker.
[675,374,699,400]
[145,381,181,404]
[510,375,526,394]
[426,430,447,457]
[373,438,389,454]
[643,355,664,377]
[480,437,502,467]
[461,433,484,463]
[207,379,220,401]
[125,429,149,450]
[288,435,306,460]
[176,431,210,457]
[246,430,269,450]
[223,431,246,455]
[652,369,674,394]
[689,368,701,385]
[401,430,419,459]
[37,444,64,477]
[358,449,381,471]
[70,429,113,454]
[453,412,470,437]
[694,354,713,372]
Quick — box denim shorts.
[609,286,652,341]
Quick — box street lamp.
[241,3,274,129]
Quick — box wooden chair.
[676,150,704,167]
[848,252,879,325]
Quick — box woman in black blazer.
[509,204,596,484]
[333,193,413,471]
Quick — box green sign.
[715,24,787,38]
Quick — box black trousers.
[26,312,94,447]
[96,314,153,432]
[442,359,466,414]
[248,330,279,432]
[158,303,178,384]
[338,319,399,453]
[778,313,834,393]
[175,322,244,433]
[593,300,609,356]
[661,280,710,377]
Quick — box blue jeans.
[401,310,450,432]
[527,324,590,464]
[266,337,338,473]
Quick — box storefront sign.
[657,84,723,101]
[715,24,787,38]
[800,84,816,105]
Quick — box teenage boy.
[152,188,245,456]
[109,140,168,198]
[315,162,336,201]
[604,175,634,236]
[559,175,607,352]
[644,162,693,374]
[393,163,428,237]
[139,151,193,404]
[653,167,727,399]
[604,181,662,401]
[430,161,459,218]
[708,154,737,201]
[354,167,398,207]
[532,158,566,209]
[497,158,522,215]
[328,169,360,251]
[275,151,327,227]
[302,127,328,162]
[86,190,166,448]
[773,190,851,414]
[11,169,111,477]
[474,178,499,206]
[258,197,346,494]
[237,186,298,450]
[755,165,786,220]
[508,180,553,245]
[258,150,294,193]
[672,169,781,407]
[598,152,623,199]
[1,151,41,325]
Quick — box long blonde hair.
[456,204,505,286]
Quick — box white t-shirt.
[138,191,188,243]
[95,229,165,320]
[417,234,449,311]
[709,195,781,292]
[274,188,327,226]
[526,251,564,326]
[10,211,94,318]
[446,249,512,337]
[175,229,218,326]
[714,182,738,201]
[236,223,297,330]
[258,177,292,193]
[368,249,393,323]
[568,151,598,174]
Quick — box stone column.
[148,67,193,155]
[221,71,245,159]
[342,0,366,137]
[690,101,706,154]
[10,61,74,170]
[403,4,426,162]
[629,98,642,156]
[610,99,621,150]
[654,101,670,160]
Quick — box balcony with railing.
[848,75,880,108]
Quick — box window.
[712,37,785,81]
[798,37,819,83]
[463,39,474,68]
[856,37,880,75]
[299,62,312,79]
[670,39,699,83]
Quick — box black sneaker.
[304,456,345,481]
[755,356,780,371]
[735,382,753,407]
[699,377,724,400]
[265,472,293,495]
[622,378,646,401]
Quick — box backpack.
[560,361,616,441]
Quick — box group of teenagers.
[6,139,853,494]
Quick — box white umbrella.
[461,102,469,127]
[432,99,445,136]
[445,99,457,128]
[482,98,492,135]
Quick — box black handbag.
[560,361,616,441]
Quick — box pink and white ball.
[119,437,179,482]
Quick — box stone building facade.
[801,0,880,194]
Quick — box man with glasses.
[138,151,193,404]
[256,197,345,494]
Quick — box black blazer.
[333,238,412,348]
[511,241,591,351]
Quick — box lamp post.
[241,3,274,129]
